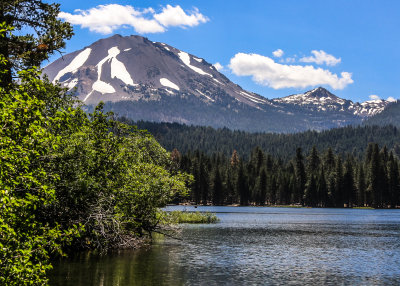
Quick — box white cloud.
[213,62,223,71]
[300,50,341,66]
[387,96,397,102]
[369,94,380,100]
[154,5,208,28]
[58,4,208,34]
[272,49,284,58]
[229,53,353,90]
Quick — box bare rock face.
[43,35,392,133]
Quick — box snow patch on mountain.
[86,46,123,100]
[213,78,224,85]
[355,99,388,116]
[160,78,180,90]
[93,80,116,94]
[239,91,265,104]
[67,78,78,90]
[196,89,215,102]
[178,51,212,77]
[53,48,91,82]
[110,52,136,85]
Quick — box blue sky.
[48,0,400,102]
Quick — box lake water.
[49,206,400,285]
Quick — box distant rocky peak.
[304,87,338,99]
[274,86,347,107]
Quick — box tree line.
[122,119,400,161]
[172,144,400,208]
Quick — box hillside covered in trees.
[122,120,400,161]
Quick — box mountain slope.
[44,34,270,108]
[364,100,400,127]
[43,34,392,133]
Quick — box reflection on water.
[49,207,400,285]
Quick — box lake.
[49,206,400,285]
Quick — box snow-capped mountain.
[273,87,391,117]
[44,34,269,108]
[43,35,393,133]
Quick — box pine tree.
[230,149,239,167]
[212,167,223,205]
[334,157,344,207]
[294,148,306,205]
[304,174,318,206]
[0,0,73,87]
[387,152,400,207]
[307,146,320,174]
[199,159,210,205]
[191,159,201,204]
[368,144,383,208]
[324,147,336,171]
[237,161,249,205]
[357,165,366,206]
[343,156,356,207]
[317,167,328,207]
[225,168,235,204]
[268,175,277,205]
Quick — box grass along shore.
[165,211,219,223]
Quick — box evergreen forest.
[171,144,400,208]
[126,120,400,161]
[121,120,400,208]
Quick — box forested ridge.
[122,119,400,161]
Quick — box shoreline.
[168,203,381,210]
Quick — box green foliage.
[0,22,191,284]
[0,65,79,284]
[0,0,73,86]
[41,103,192,251]
[0,63,191,284]
[165,211,219,224]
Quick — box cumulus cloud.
[272,49,284,58]
[229,53,353,90]
[213,62,223,71]
[387,96,397,102]
[369,94,380,100]
[154,5,208,28]
[58,4,208,34]
[300,50,341,66]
